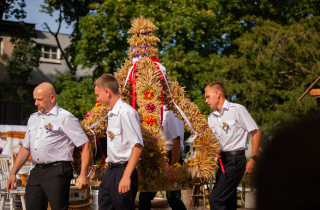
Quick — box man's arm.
[118,143,143,194]
[7,146,30,192]
[171,137,180,165]
[76,141,91,189]
[245,129,261,174]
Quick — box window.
[37,45,60,63]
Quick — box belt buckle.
[108,163,112,169]
[38,164,43,169]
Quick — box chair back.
[0,154,14,189]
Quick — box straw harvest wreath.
[73,17,220,191]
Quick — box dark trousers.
[26,162,73,210]
[209,154,246,210]
[98,166,138,210]
[139,151,187,210]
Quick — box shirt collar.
[38,103,59,116]
[213,99,229,116]
[108,98,123,116]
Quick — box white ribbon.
[121,57,140,95]
[85,114,108,177]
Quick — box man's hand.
[118,176,131,194]
[7,174,17,192]
[244,158,256,174]
[76,175,89,189]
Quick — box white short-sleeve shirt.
[207,100,259,152]
[162,106,184,152]
[22,103,89,164]
[106,98,144,163]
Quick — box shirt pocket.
[107,128,121,147]
[28,125,37,140]
[223,120,236,136]
[44,124,61,139]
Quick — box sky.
[8,0,73,35]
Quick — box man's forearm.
[123,144,143,179]
[10,146,30,176]
[80,141,91,177]
[171,137,180,165]
[251,129,261,156]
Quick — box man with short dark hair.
[95,73,144,210]
[205,82,261,210]
[7,82,91,210]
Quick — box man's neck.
[42,103,55,114]
[109,95,120,108]
[216,98,225,114]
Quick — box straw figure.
[75,17,220,191]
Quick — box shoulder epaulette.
[30,112,38,117]
[229,102,241,108]
[58,108,73,118]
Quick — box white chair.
[0,154,26,210]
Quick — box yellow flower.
[173,163,181,168]
[139,34,142,37]
[149,153,154,157]
[141,49,145,52]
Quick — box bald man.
[7,82,91,210]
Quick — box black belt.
[220,150,245,156]
[35,161,71,169]
[108,162,128,169]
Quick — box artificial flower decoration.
[144,116,156,126]
[145,103,156,113]
[107,131,114,139]
[143,89,154,100]
[173,162,182,168]
[84,111,91,120]
[94,101,102,110]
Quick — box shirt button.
[43,117,45,119]
[37,158,39,160]
[40,127,41,129]
[35,148,37,150]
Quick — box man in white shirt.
[94,74,144,210]
[139,106,187,210]
[6,82,91,210]
[205,82,261,210]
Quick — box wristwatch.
[251,155,258,161]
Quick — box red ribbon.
[165,160,174,180]
[218,155,225,174]
[96,136,106,166]
[129,62,138,109]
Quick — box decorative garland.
[77,17,220,189]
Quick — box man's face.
[94,86,109,106]
[33,91,54,114]
[205,88,219,110]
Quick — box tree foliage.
[53,0,320,135]
[40,0,103,76]
[53,74,96,121]
[0,0,26,22]
[6,22,41,81]
[200,17,320,132]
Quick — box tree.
[40,0,103,76]
[53,74,96,120]
[74,0,320,97]
[199,16,320,133]
[6,22,41,81]
[0,0,26,26]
